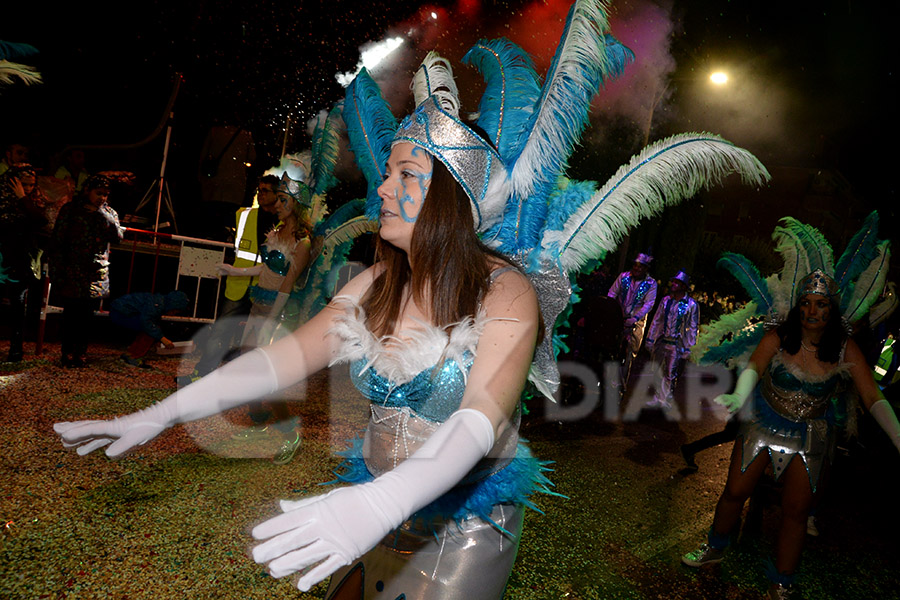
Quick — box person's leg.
[683,440,771,565]
[195,295,251,375]
[60,297,78,364]
[652,345,679,407]
[71,298,96,363]
[270,401,301,465]
[3,282,28,361]
[127,333,157,359]
[682,415,742,464]
[769,458,815,586]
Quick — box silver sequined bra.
[761,355,844,422]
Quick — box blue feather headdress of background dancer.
[341,0,771,400]
[693,211,893,369]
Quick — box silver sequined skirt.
[739,393,836,493]
[325,504,523,600]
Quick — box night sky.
[3,0,897,237]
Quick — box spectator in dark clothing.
[110,291,190,367]
[49,174,124,368]
[0,165,48,362]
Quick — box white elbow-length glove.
[713,366,759,414]
[54,348,280,457]
[869,398,900,454]
[251,408,495,592]
[216,263,263,277]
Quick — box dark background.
[2,0,897,278]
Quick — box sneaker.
[681,543,726,567]
[768,583,801,599]
[175,369,203,387]
[272,431,302,465]
[680,445,699,472]
[121,354,151,369]
[806,515,819,537]
[231,425,270,441]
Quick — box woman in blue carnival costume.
[54,0,774,596]
[217,172,313,347]
[682,215,900,600]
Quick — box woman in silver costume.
[682,270,900,599]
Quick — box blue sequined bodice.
[769,363,841,399]
[259,245,290,276]
[350,353,474,422]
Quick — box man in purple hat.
[645,270,699,408]
[607,252,658,389]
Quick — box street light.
[710,71,728,85]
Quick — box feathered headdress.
[695,211,892,368]
[0,40,42,89]
[341,0,771,399]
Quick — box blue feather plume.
[462,38,542,163]
[0,41,39,61]
[342,68,398,220]
[776,217,833,274]
[308,104,342,196]
[834,210,881,288]
[717,252,774,313]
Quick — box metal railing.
[37,227,233,353]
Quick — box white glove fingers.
[295,554,348,592]
[105,424,164,457]
[252,507,318,541]
[266,542,335,579]
[252,523,318,564]
[55,420,109,443]
[76,438,112,455]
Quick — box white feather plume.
[770,225,811,312]
[508,0,610,201]
[543,133,770,274]
[411,51,460,117]
[0,60,41,87]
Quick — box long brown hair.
[362,158,508,336]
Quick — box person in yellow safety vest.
[874,335,900,390]
[177,174,280,381]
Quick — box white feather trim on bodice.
[327,296,490,385]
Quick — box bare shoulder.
[483,264,538,317]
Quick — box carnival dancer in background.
[608,252,657,391]
[683,215,900,599]
[645,270,699,409]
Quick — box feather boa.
[328,436,562,535]
[327,296,490,385]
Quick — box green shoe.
[681,543,726,567]
[230,425,270,441]
[272,431,301,465]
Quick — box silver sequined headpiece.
[798,269,840,299]
[277,172,312,208]
[393,71,509,233]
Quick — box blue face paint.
[396,147,432,223]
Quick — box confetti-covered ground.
[2,337,898,599]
